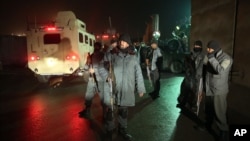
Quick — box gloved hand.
[207,51,215,59]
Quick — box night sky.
[0,0,190,39]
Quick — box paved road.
[0,68,249,141]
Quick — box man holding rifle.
[100,34,146,141]
[78,42,110,118]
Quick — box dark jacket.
[191,51,205,80]
[191,51,205,93]
[85,51,104,81]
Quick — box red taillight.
[30,55,40,61]
[102,35,109,39]
[31,56,35,61]
[71,55,77,60]
[66,56,71,60]
[39,26,63,32]
[66,54,78,61]
[46,27,56,31]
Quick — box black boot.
[218,131,229,141]
[118,127,132,141]
[78,107,91,118]
[193,124,207,132]
[149,91,159,100]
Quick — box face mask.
[193,48,202,52]
[120,47,129,53]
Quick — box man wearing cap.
[203,40,233,141]
[100,33,145,140]
[145,40,163,99]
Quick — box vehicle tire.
[36,74,50,83]
[167,39,181,51]
[170,60,183,73]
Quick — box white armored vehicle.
[26,11,95,84]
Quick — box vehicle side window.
[89,38,92,46]
[85,35,88,44]
[79,33,83,43]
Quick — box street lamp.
[153,31,161,40]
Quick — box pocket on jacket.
[212,74,221,78]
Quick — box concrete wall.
[232,0,250,87]
[191,0,236,55]
[191,0,250,88]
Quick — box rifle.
[146,66,153,87]
[87,52,99,93]
[196,78,203,116]
[146,48,153,87]
[107,59,115,112]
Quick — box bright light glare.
[72,55,76,60]
[46,27,56,31]
[31,56,35,61]
[30,55,39,61]
[102,35,109,39]
[66,54,77,61]
[153,31,161,39]
[45,58,57,67]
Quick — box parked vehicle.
[26,11,95,84]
